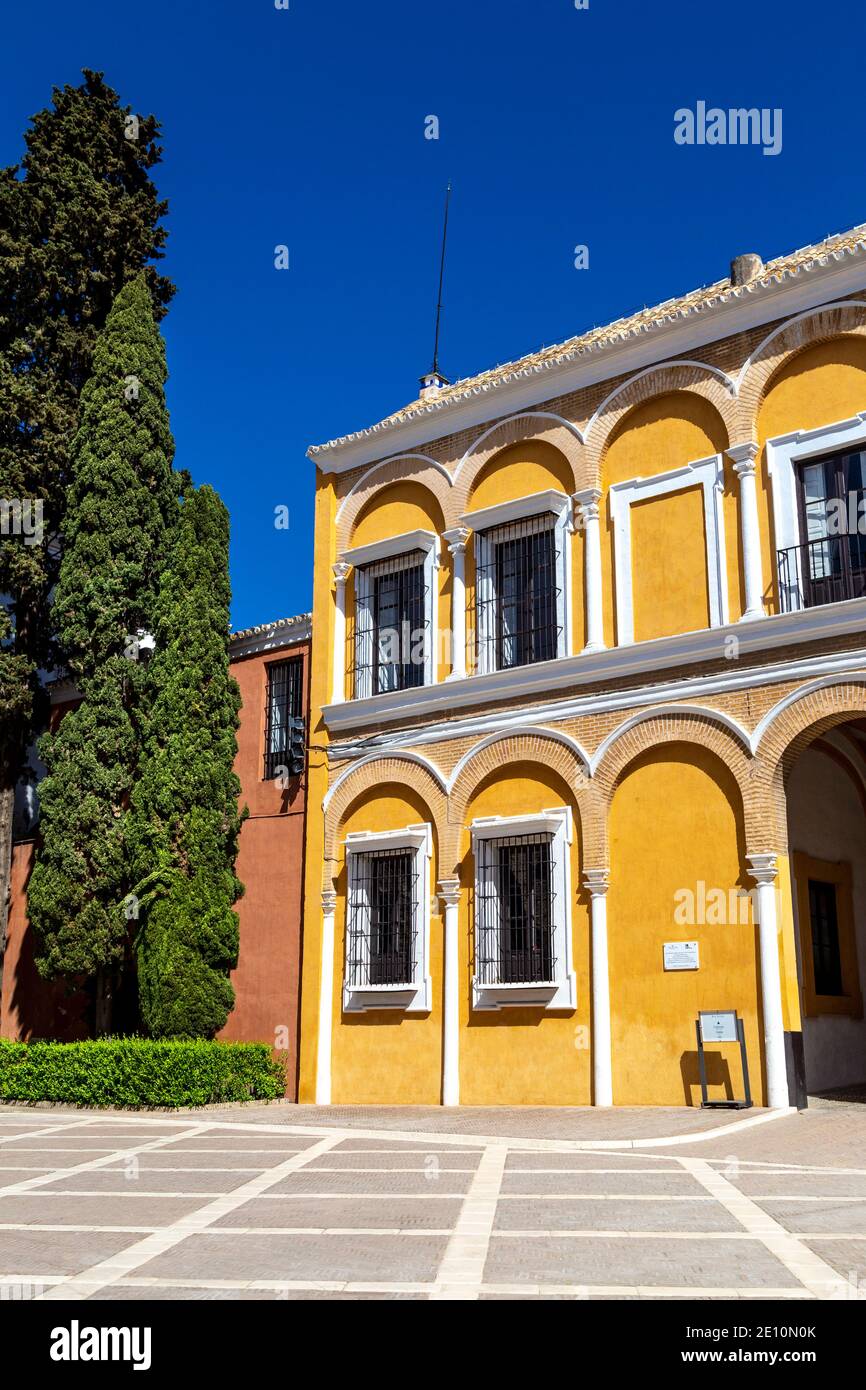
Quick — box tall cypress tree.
[27,275,177,1032]
[0,69,173,991]
[128,485,245,1039]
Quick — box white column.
[438,879,461,1105]
[573,489,605,653]
[315,889,337,1105]
[727,442,766,622]
[331,562,351,704]
[584,869,613,1106]
[442,528,469,681]
[748,854,789,1109]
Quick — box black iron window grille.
[263,656,304,779]
[346,847,419,988]
[353,551,429,697]
[807,878,844,997]
[777,446,866,612]
[475,833,557,986]
[476,516,561,672]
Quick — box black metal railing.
[346,848,418,988]
[474,833,557,986]
[776,536,866,614]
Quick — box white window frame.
[342,530,438,698]
[608,455,728,646]
[469,806,576,1012]
[461,491,572,676]
[766,412,866,612]
[342,823,432,1014]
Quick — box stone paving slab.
[501,1171,706,1196]
[306,1151,481,1170]
[0,1194,204,1228]
[1,1228,141,1275]
[482,1234,802,1288]
[758,1199,866,1234]
[504,1151,680,1170]
[265,1170,474,1196]
[135,1232,450,1283]
[37,1170,240,1194]
[733,1172,866,1197]
[803,1238,866,1280]
[493,1197,741,1232]
[211,1196,463,1230]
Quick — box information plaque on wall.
[663,940,699,971]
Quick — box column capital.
[727,441,760,475]
[333,560,351,585]
[438,878,461,908]
[321,888,337,913]
[442,526,470,555]
[583,868,610,896]
[573,488,603,527]
[747,852,778,886]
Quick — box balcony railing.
[777,537,866,614]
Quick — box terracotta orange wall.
[1,840,90,1041]
[216,640,309,1098]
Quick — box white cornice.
[310,253,866,474]
[461,489,570,532]
[229,614,311,660]
[340,528,438,568]
[322,596,866,742]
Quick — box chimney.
[419,369,450,401]
[730,253,764,287]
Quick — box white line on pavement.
[429,1144,508,1301]
[679,1156,852,1299]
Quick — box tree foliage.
[129,485,246,1039]
[0,69,173,966]
[27,275,177,1018]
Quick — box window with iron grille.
[343,824,433,1013]
[263,656,303,779]
[475,513,564,674]
[347,848,417,988]
[476,833,556,985]
[471,808,576,1012]
[354,550,430,697]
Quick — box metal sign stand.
[695,1013,753,1110]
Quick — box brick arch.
[591,711,760,864]
[737,301,866,440]
[322,754,449,887]
[443,728,601,874]
[752,677,866,850]
[336,454,453,553]
[452,413,585,517]
[587,362,737,482]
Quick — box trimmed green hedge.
[0,1038,286,1109]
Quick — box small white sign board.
[700,1010,739,1044]
[663,940,699,971]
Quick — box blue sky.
[4,0,865,630]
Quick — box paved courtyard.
[2,1101,866,1300]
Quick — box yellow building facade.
[300,226,866,1108]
